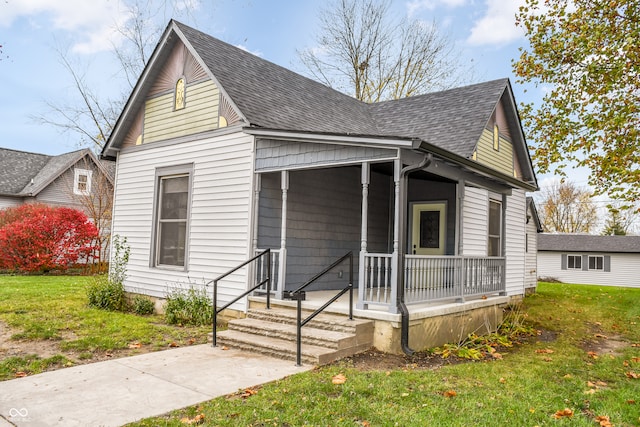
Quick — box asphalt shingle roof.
[538,233,640,254]
[0,148,51,195]
[0,147,114,197]
[173,21,508,158]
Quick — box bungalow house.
[102,20,538,355]
[537,234,640,288]
[0,147,115,262]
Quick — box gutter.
[396,152,433,356]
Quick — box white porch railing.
[359,253,506,309]
[254,248,282,299]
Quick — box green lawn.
[127,283,640,427]
[0,275,209,380]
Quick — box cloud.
[0,0,132,54]
[406,0,467,18]
[467,0,526,46]
[236,44,263,57]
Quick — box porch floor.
[248,290,510,323]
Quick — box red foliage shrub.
[0,204,99,272]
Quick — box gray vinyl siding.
[0,196,21,209]
[504,189,526,296]
[524,204,539,289]
[35,168,84,210]
[111,131,254,309]
[462,187,488,255]
[258,166,392,290]
[255,139,396,171]
[537,251,640,288]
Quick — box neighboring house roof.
[526,197,543,233]
[0,147,113,198]
[103,20,537,190]
[538,234,640,254]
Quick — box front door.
[410,202,446,255]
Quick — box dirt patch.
[0,320,157,367]
[341,348,461,370]
[581,322,629,357]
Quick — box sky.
[1,0,600,203]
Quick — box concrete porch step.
[209,307,374,365]
[226,318,355,350]
[246,308,374,336]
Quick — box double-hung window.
[588,255,604,271]
[488,199,502,256]
[567,255,582,270]
[153,164,193,269]
[74,168,92,195]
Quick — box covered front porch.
[251,139,513,316]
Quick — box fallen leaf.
[596,381,607,387]
[594,333,608,339]
[587,381,596,387]
[529,408,535,413]
[361,421,371,427]
[240,388,258,398]
[221,346,229,351]
[180,413,205,425]
[105,353,113,357]
[128,342,141,349]
[563,374,572,378]
[481,295,487,300]
[632,357,640,363]
[169,342,179,348]
[15,371,27,378]
[499,377,506,383]
[536,349,554,354]
[543,357,553,362]
[627,399,636,404]
[443,390,457,398]
[332,374,347,385]
[625,371,639,379]
[491,352,503,359]
[587,351,599,359]
[553,408,574,419]
[188,338,196,345]
[595,415,612,427]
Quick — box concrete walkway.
[0,345,311,427]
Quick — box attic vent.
[175,77,186,110]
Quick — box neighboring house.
[101,20,539,353]
[525,197,543,292]
[0,147,115,261]
[537,234,640,288]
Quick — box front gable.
[106,23,245,155]
[470,86,536,187]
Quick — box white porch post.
[500,192,508,295]
[278,170,289,299]
[252,174,262,253]
[357,162,370,310]
[389,159,400,313]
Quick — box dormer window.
[74,168,92,196]
[175,77,185,110]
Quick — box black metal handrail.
[293,251,353,366]
[209,249,271,347]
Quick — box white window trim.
[488,198,502,257]
[74,168,92,196]
[150,164,194,271]
[567,254,582,270]
[588,255,604,271]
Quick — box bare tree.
[33,1,199,152]
[298,0,468,102]
[537,181,599,233]
[63,156,114,272]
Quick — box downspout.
[396,151,433,356]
